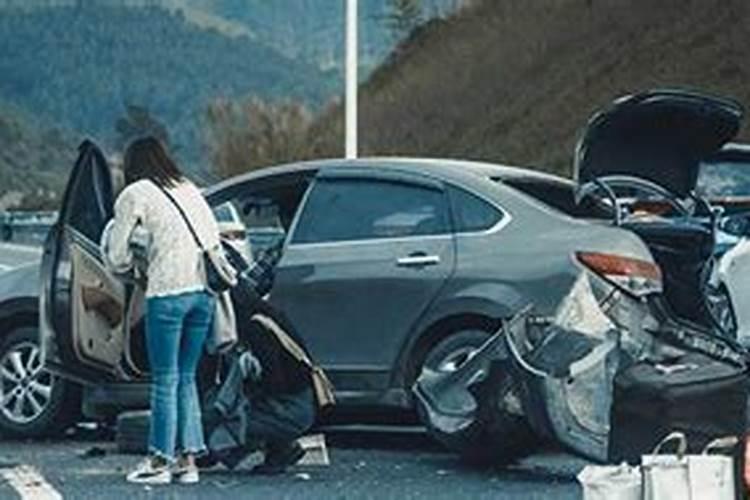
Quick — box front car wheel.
[0,326,80,437]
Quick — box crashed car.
[415,89,750,464]
[9,139,659,440]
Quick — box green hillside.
[0,102,75,209]
[315,0,750,177]
[0,3,336,169]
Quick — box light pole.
[345,0,358,159]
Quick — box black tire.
[116,410,150,454]
[421,329,490,374]
[416,329,537,465]
[0,326,80,437]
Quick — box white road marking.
[0,242,43,255]
[0,464,62,500]
[0,264,9,273]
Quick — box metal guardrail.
[0,211,57,246]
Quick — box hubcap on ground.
[0,342,54,425]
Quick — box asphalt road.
[0,241,590,498]
[0,242,41,273]
[0,428,589,499]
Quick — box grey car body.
[0,141,654,439]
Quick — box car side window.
[292,178,450,244]
[448,186,504,232]
[209,174,311,261]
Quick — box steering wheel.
[576,175,691,224]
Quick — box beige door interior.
[70,241,126,375]
[122,285,147,377]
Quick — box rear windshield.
[498,178,611,219]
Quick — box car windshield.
[697,160,750,198]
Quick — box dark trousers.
[245,387,316,449]
[206,386,316,469]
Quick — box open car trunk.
[572,90,745,330]
[575,90,743,198]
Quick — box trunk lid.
[575,90,743,198]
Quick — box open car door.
[40,140,137,383]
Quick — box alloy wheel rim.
[433,346,477,373]
[0,342,54,425]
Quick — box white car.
[708,234,750,344]
[700,144,750,342]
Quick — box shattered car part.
[413,323,536,464]
[415,274,625,463]
[415,270,749,465]
[504,275,622,463]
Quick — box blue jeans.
[146,290,215,461]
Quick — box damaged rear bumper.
[413,272,745,464]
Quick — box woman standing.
[104,137,220,485]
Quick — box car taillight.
[576,251,663,298]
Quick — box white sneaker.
[126,457,172,485]
[172,463,199,485]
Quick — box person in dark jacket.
[239,299,317,474]
[202,245,318,475]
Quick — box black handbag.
[157,184,238,294]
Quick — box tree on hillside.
[114,104,170,150]
[385,0,424,40]
[204,97,319,179]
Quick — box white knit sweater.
[102,179,220,298]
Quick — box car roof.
[205,157,572,195]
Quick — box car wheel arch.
[0,298,39,338]
[0,298,82,437]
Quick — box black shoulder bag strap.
[155,183,207,252]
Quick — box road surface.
[0,242,42,274]
[0,427,588,499]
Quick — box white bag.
[687,437,737,500]
[642,432,738,500]
[577,463,642,500]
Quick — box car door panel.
[270,170,456,391]
[40,140,134,383]
[69,233,126,373]
[274,237,454,370]
[121,285,147,377]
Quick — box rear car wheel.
[0,326,80,437]
[422,330,489,375]
[415,329,537,465]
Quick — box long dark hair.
[123,136,184,188]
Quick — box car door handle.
[396,254,441,267]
